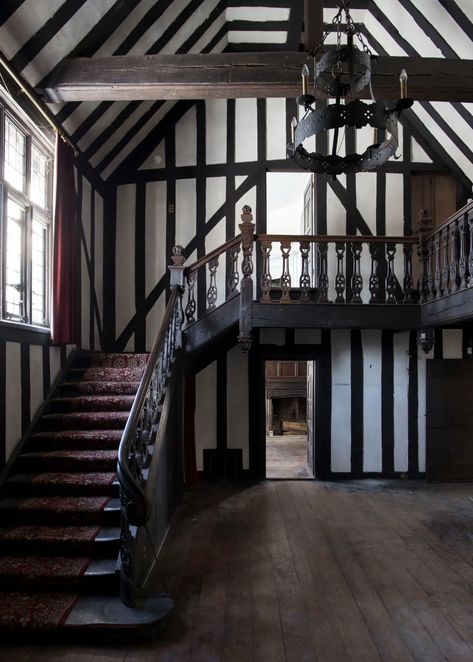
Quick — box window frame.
[0,90,54,329]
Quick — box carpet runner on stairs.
[0,351,150,632]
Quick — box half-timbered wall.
[105,93,470,477]
[0,167,104,471]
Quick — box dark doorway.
[265,360,314,479]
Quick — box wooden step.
[0,497,120,526]
[4,473,119,497]
[27,430,123,451]
[59,381,140,397]
[38,412,130,431]
[48,396,135,414]
[16,450,117,473]
[0,526,120,557]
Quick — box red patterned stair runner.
[0,352,147,630]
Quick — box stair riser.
[0,573,118,595]
[26,437,121,452]
[0,539,120,558]
[3,483,120,499]
[0,508,120,527]
[59,384,139,397]
[15,457,117,474]
[48,400,134,414]
[38,416,129,431]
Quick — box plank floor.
[266,435,312,479]
[4,479,473,660]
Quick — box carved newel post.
[169,245,185,346]
[238,205,255,351]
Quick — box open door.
[306,361,315,474]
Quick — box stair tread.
[8,472,117,486]
[0,495,116,513]
[20,449,118,462]
[0,524,120,545]
[50,395,135,411]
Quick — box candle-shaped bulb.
[372,127,378,145]
[301,64,309,95]
[291,116,298,144]
[399,68,408,99]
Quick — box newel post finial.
[169,245,185,287]
[238,205,255,352]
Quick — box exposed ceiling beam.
[38,52,473,103]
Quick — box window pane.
[31,218,47,325]
[31,144,48,209]
[5,198,25,320]
[4,117,26,193]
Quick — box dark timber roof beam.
[38,52,473,103]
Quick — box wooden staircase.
[0,352,172,634]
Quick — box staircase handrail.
[117,285,182,527]
[183,234,242,277]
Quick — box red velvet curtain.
[51,137,79,344]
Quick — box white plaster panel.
[77,101,129,152]
[226,7,290,20]
[260,329,285,346]
[191,11,226,54]
[175,106,197,167]
[266,98,287,161]
[373,0,442,57]
[206,100,227,165]
[139,140,166,170]
[29,345,43,422]
[331,330,351,472]
[160,0,220,55]
[417,356,426,473]
[235,99,257,163]
[227,346,249,469]
[362,330,382,472]
[206,178,227,221]
[385,174,404,236]
[145,181,167,298]
[294,329,321,345]
[146,292,166,353]
[175,179,196,251]
[5,342,21,461]
[49,346,61,385]
[95,0,160,57]
[228,30,286,43]
[94,192,104,349]
[393,332,409,472]
[410,0,473,58]
[442,329,463,359]
[411,137,432,163]
[356,175,377,235]
[115,185,136,340]
[195,361,217,471]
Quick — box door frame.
[248,340,329,479]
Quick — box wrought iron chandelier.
[287,0,413,176]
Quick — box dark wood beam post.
[304,0,323,51]
[238,205,255,352]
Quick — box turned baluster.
[417,241,429,303]
[185,271,197,324]
[426,237,435,300]
[458,214,467,290]
[369,243,380,303]
[440,227,449,295]
[280,241,292,302]
[206,257,218,310]
[386,243,397,304]
[468,210,473,286]
[335,242,346,303]
[317,242,329,303]
[260,240,273,302]
[299,241,311,302]
[350,243,363,303]
[433,232,441,297]
[449,220,459,292]
[403,244,414,303]
[227,244,241,295]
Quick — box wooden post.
[238,205,255,351]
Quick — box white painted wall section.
[195,361,217,471]
[362,330,382,472]
[331,329,351,472]
[393,332,409,472]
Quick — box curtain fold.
[51,137,79,345]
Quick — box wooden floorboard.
[4,480,473,660]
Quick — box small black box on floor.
[203,448,243,481]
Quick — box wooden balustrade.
[421,200,473,302]
[253,234,419,304]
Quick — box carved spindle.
[433,232,441,297]
[468,211,473,286]
[185,271,197,324]
[440,227,449,295]
[426,237,435,300]
[417,242,429,303]
[260,240,273,302]
[403,244,414,303]
[449,220,459,292]
[350,243,363,304]
[299,241,311,302]
[386,243,397,304]
[317,242,329,303]
[335,242,346,303]
[238,205,255,350]
[369,243,380,303]
[458,214,467,289]
[280,241,292,302]
[207,257,218,310]
[227,244,241,295]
